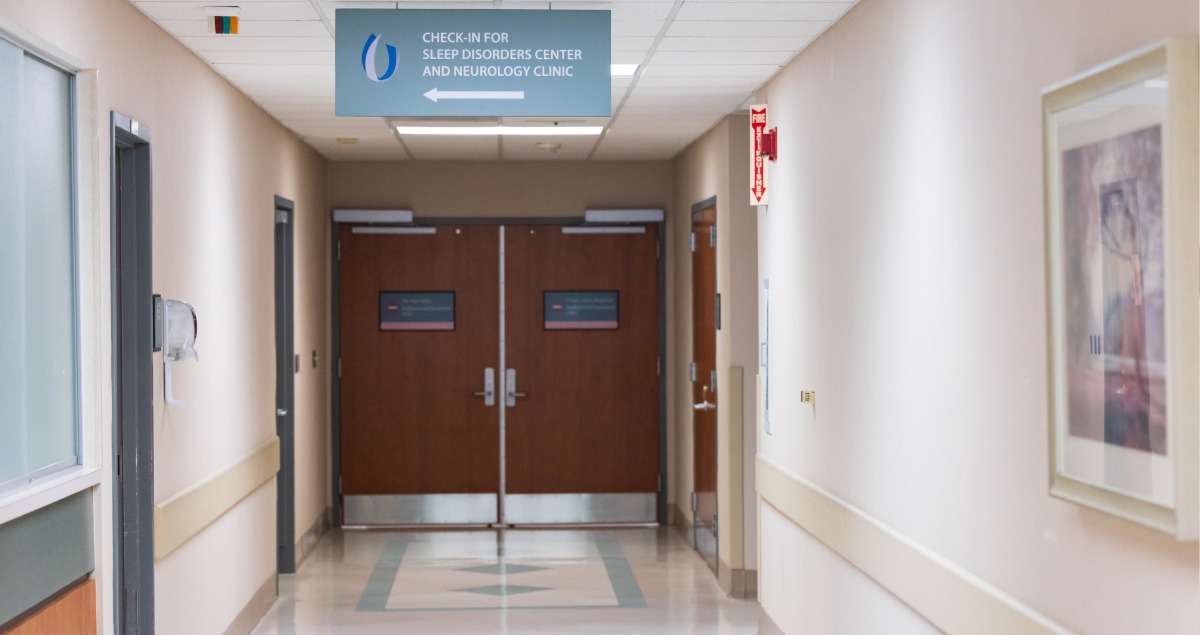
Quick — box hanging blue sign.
[336,9,611,117]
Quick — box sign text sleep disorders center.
[336,9,611,117]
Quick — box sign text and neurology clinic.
[336,9,611,117]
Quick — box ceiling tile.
[135,1,321,21]
[611,21,665,37]
[204,51,334,65]
[180,36,334,52]
[641,64,780,77]
[550,2,673,21]
[674,2,853,22]
[657,36,812,52]
[613,36,655,51]
[650,51,793,65]
[402,134,501,160]
[667,20,830,38]
[501,135,595,160]
[305,136,410,160]
[157,19,331,37]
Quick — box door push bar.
[473,368,496,407]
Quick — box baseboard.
[221,574,275,635]
[670,504,694,548]
[757,455,1068,634]
[717,559,757,600]
[295,507,332,570]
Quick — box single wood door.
[691,205,718,570]
[503,225,661,524]
[338,225,500,524]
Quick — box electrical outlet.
[801,391,815,404]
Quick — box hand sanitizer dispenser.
[162,298,198,404]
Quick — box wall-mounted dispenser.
[158,296,199,405]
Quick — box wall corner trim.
[154,436,281,561]
[756,455,1070,635]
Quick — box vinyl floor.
[251,527,762,634]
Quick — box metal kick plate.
[503,493,656,524]
[344,494,497,525]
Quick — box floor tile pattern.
[252,527,763,634]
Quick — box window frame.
[0,24,101,525]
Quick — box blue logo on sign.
[361,33,397,82]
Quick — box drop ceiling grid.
[129,0,859,161]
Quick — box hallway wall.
[671,115,759,591]
[0,0,330,632]
[754,0,1199,633]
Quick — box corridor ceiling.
[130,0,858,160]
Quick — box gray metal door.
[275,198,296,573]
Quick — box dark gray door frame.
[275,196,296,574]
[111,112,154,635]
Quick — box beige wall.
[671,115,760,581]
[756,0,1198,633]
[0,0,330,632]
[327,160,672,218]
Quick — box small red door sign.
[750,105,769,205]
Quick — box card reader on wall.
[159,297,198,405]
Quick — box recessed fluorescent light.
[611,64,639,76]
[394,125,603,136]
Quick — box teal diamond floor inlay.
[358,534,647,612]
[455,584,549,597]
[457,563,548,576]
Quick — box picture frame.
[1044,39,1199,539]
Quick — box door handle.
[693,386,716,411]
[505,368,527,407]
[276,409,289,416]
[473,368,496,407]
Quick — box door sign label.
[336,9,611,117]
[544,291,619,330]
[380,292,455,331]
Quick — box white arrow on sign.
[423,88,525,102]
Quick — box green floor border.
[358,534,646,612]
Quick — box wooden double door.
[339,223,660,525]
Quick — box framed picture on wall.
[1043,39,1199,539]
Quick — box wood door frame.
[330,215,669,526]
[689,196,719,570]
